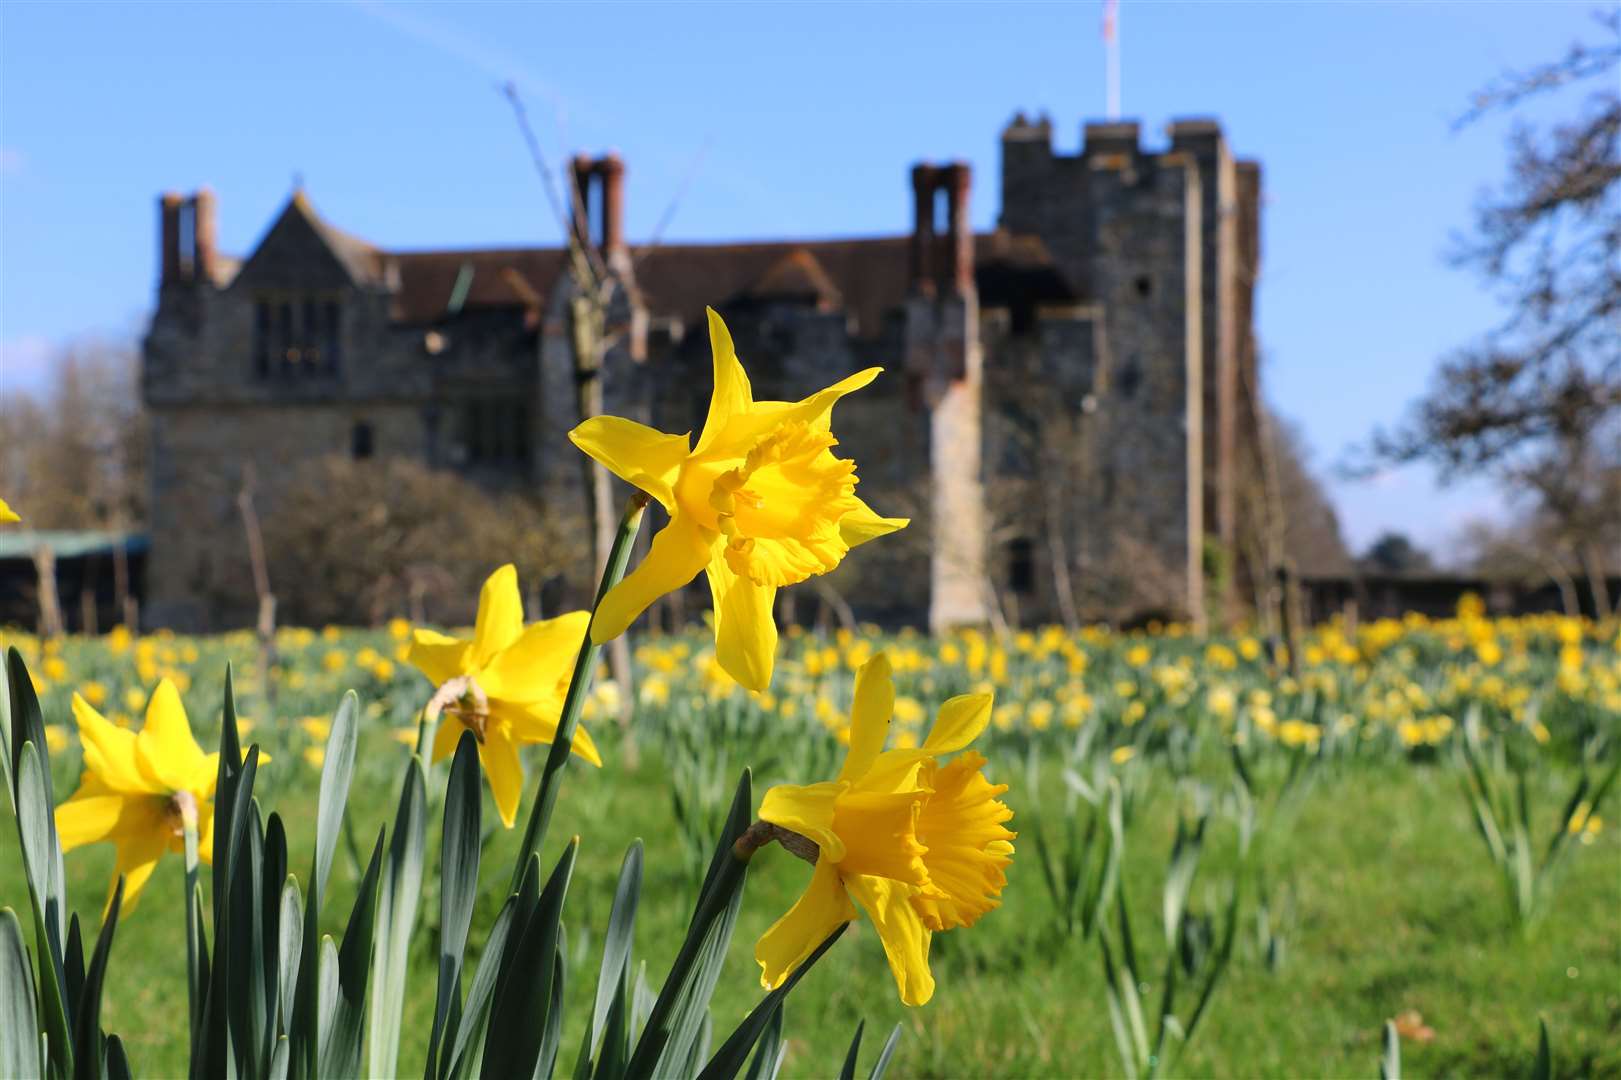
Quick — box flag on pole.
[1102,0,1121,119]
[1102,0,1117,42]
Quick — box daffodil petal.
[923,693,995,754]
[839,654,894,783]
[0,496,18,523]
[497,700,604,768]
[135,679,208,793]
[73,694,161,795]
[845,873,935,1007]
[839,499,910,549]
[592,516,714,644]
[696,307,754,454]
[481,730,525,829]
[55,794,130,851]
[708,556,778,692]
[756,857,855,990]
[911,751,1015,931]
[409,628,470,686]
[758,781,846,862]
[471,564,525,668]
[108,823,170,915]
[481,611,590,703]
[431,714,469,764]
[569,417,691,513]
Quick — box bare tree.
[1367,10,1621,614]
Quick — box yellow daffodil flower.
[56,679,219,912]
[407,564,601,828]
[0,496,18,523]
[753,653,1014,1006]
[569,308,907,691]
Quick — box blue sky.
[0,1,1600,557]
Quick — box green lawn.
[4,732,1616,1078]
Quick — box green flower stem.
[510,490,649,890]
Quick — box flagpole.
[1104,0,1121,120]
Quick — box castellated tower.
[141,113,1260,631]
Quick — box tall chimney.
[910,163,937,295]
[599,154,626,260]
[944,161,973,295]
[159,192,184,285]
[191,188,217,284]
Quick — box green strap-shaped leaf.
[626,771,752,1079]
[72,875,123,1080]
[867,1024,902,1080]
[15,743,71,1079]
[587,842,643,1066]
[318,828,386,1079]
[737,1006,783,1080]
[695,925,848,1080]
[481,841,579,1079]
[444,901,515,1080]
[0,908,42,1080]
[428,735,483,1080]
[369,759,427,1079]
[1532,1018,1551,1080]
[836,1020,864,1080]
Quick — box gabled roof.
[233,191,385,291]
[740,247,845,309]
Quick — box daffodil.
[407,564,601,827]
[56,679,219,912]
[569,307,907,691]
[753,654,1014,1006]
[0,496,18,523]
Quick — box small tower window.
[1134,274,1153,299]
[324,300,343,374]
[351,421,374,460]
[1009,538,1036,595]
[253,301,271,378]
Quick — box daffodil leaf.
[737,1003,783,1080]
[72,874,123,1080]
[1533,1018,1551,1080]
[444,899,514,1080]
[63,915,84,1026]
[867,1023,903,1080]
[694,925,846,1080]
[318,829,384,1080]
[6,649,52,810]
[428,734,483,1080]
[836,1020,864,1080]
[314,693,360,903]
[481,840,578,1079]
[1379,1019,1400,1080]
[589,841,643,1061]
[368,758,426,1079]
[13,742,71,1078]
[627,769,752,1079]
[536,943,567,1080]
[275,878,302,1052]
[105,1034,132,1080]
[0,908,42,1080]
[226,800,268,1079]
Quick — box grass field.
[3,609,1619,1078]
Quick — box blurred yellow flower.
[569,307,906,691]
[0,495,19,522]
[57,679,222,912]
[408,564,601,828]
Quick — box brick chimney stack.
[910,162,974,297]
[569,154,628,267]
[159,192,184,284]
[943,161,973,295]
[191,187,217,284]
[600,153,625,259]
[910,163,937,295]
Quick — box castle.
[143,115,1263,631]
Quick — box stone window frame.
[251,290,344,380]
